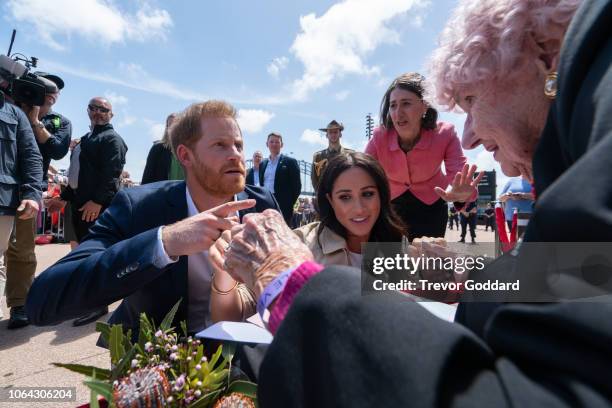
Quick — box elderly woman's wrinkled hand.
[224,209,314,298]
[410,237,467,284]
[434,164,484,203]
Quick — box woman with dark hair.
[141,113,184,184]
[365,72,481,241]
[294,151,406,266]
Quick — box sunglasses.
[88,104,111,114]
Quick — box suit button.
[128,262,139,272]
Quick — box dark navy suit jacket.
[26,181,279,340]
[259,154,301,223]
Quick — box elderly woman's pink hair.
[427,0,581,110]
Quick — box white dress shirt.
[153,187,236,333]
[253,167,260,186]
[263,155,280,194]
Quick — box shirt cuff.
[268,261,324,334]
[153,227,179,268]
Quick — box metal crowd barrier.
[38,207,65,243]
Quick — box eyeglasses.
[88,104,111,114]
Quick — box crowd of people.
[2,0,611,405]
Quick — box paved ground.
[0,225,496,407]
[0,244,119,408]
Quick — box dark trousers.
[448,214,459,230]
[72,205,106,242]
[460,213,477,239]
[485,216,495,231]
[392,189,447,241]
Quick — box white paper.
[196,321,273,344]
[417,301,457,321]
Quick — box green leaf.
[222,342,236,362]
[180,320,188,338]
[109,324,125,366]
[95,322,111,345]
[124,329,133,349]
[111,344,138,381]
[222,342,236,388]
[84,378,113,403]
[227,380,258,399]
[138,312,154,349]
[52,363,110,380]
[189,389,222,408]
[208,345,223,369]
[89,369,100,408]
[160,298,182,331]
[89,389,100,408]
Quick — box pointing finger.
[210,199,256,218]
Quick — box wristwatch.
[33,121,45,130]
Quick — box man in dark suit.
[245,150,263,186]
[26,100,280,340]
[259,132,301,224]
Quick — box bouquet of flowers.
[55,300,257,407]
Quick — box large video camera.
[0,29,58,106]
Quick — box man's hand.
[23,104,40,125]
[45,197,66,213]
[435,164,484,202]
[79,200,103,222]
[17,199,39,220]
[162,199,256,258]
[224,209,314,298]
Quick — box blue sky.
[1,0,507,192]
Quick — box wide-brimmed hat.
[33,71,64,90]
[319,120,344,132]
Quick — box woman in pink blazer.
[365,72,480,240]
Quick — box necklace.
[398,134,421,153]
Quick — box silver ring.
[224,244,231,252]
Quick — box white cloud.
[149,122,166,141]
[267,57,289,78]
[104,91,128,107]
[237,109,275,134]
[6,0,173,51]
[119,115,137,127]
[334,90,350,101]
[289,0,430,100]
[300,129,327,146]
[43,60,209,101]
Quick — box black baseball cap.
[33,71,64,90]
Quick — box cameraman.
[5,72,71,329]
[0,82,43,327]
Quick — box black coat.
[141,141,171,184]
[61,123,127,208]
[260,1,612,406]
[0,97,42,215]
[259,154,301,222]
[245,167,261,186]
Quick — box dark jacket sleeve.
[26,189,170,325]
[245,168,254,185]
[16,108,43,202]
[142,142,170,185]
[39,114,72,160]
[93,133,127,206]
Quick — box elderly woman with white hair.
[219,0,612,406]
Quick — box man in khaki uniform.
[311,120,354,191]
